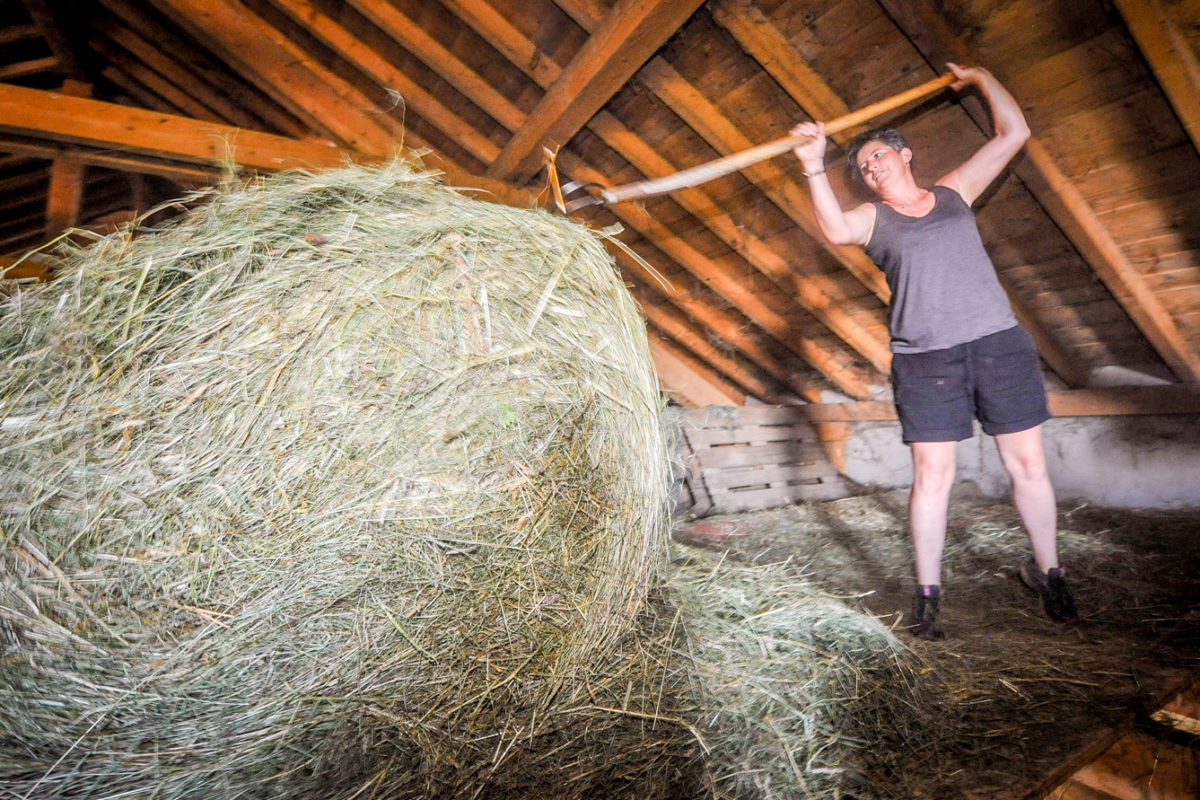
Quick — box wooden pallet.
[677,405,851,516]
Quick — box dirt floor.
[673,485,1200,800]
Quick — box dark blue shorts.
[890,326,1050,443]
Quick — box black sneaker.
[911,585,943,640]
[1020,558,1078,623]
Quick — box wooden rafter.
[1113,0,1200,159]
[587,103,892,374]
[486,0,707,183]
[633,60,892,373]
[92,46,222,124]
[639,295,788,403]
[617,249,830,403]
[146,0,399,154]
[648,335,746,407]
[20,0,85,78]
[877,0,1200,384]
[344,0,526,132]
[0,83,355,173]
[263,0,501,167]
[641,13,1084,387]
[706,2,890,301]
[93,0,310,138]
[91,17,267,130]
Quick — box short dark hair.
[846,128,913,181]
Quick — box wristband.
[802,168,826,178]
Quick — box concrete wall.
[842,415,1200,510]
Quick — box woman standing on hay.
[791,63,1077,640]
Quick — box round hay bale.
[0,162,700,798]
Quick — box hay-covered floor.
[672,486,1200,800]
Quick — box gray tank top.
[865,185,1016,353]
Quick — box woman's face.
[855,140,912,195]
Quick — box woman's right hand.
[790,121,827,170]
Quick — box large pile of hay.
[0,162,701,798]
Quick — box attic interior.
[1,0,1199,798]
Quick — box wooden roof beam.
[20,0,86,79]
[1113,0,1200,159]
[617,248,830,403]
[93,0,310,139]
[0,84,538,212]
[0,83,356,173]
[649,336,746,407]
[146,0,399,154]
[344,0,526,133]
[639,294,790,403]
[878,0,1200,384]
[486,0,707,183]
[264,0,501,166]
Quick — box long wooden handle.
[598,73,957,205]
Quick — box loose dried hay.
[0,161,702,798]
[668,548,928,800]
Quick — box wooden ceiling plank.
[0,56,59,81]
[93,0,311,139]
[1112,0,1200,158]
[487,0,707,183]
[618,249,828,402]
[710,0,863,144]
[264,0,500,165]
[878,0,1200,384]
[94,51,222,124]
[639,294,787,403]
[440,0,562,90]
[147,0,399,155]
[559,151,874,398]
[649,336,745,407]
[344,0,525,132]
[91,19,264,130]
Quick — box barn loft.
[1,0,1198,798]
